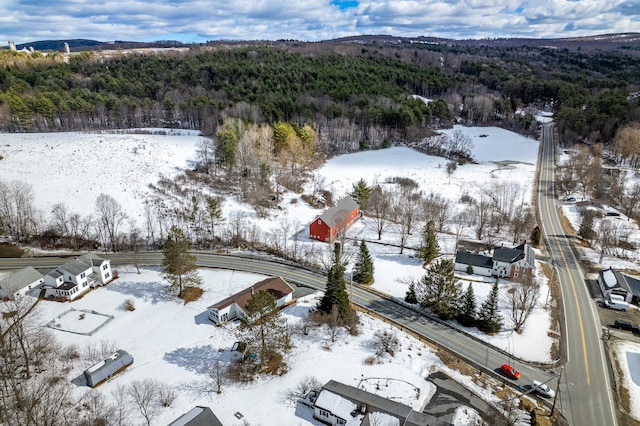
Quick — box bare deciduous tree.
[368,185,391,240]
[508,274,540,332]
[127,378,161,426]
[373,329,400,357]
[95,193,128,252]
[209,359,228,394]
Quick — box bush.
[373,330,400,357]
[157,383,177,407]
[123,298,135,311]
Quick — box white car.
[532,380,555,398]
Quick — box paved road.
[537,123,618,425]
[0,252,559,393]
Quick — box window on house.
[81,272,86,278]
[105,272,110,279]
[103,264,108,270]
[337,419,346,425]
[319,409,329,418]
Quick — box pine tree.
[578,210,596,242]
[350,178,372,208]
[352,240,374,284]
[415,258,461,320]
[404,282,418,304]
[530,225,541,247]
[319,243,352,320]
[161,226,202,297]
[241,290,290,369]
[416,220,439,263]
[458,283,477,327]
[478,280,502,334]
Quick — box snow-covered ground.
[3,122,626,423]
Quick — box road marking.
[541,137,590,384]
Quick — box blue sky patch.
[331,0,359,10]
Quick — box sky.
[1,0,638,45]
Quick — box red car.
[500,364,521,380]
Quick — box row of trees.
[406,259,540,334]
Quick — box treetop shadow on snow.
[163,345,221,375]
[105,279,175,304]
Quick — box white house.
[0,266,44,300]
[454,243,535,281]
[311,380,449,426]
[43,253,112,301]
[597,267,640,303]
[208,277,294,325]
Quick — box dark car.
[612,320,640,334]
[500,364,521,380]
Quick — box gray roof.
[168,406,223,426]
[318,197,359,228]
[600,268,640,298]
[0,266,43,294]
[492,246,525,263]
[455,252,493,269]
[58,253,105,276]
[84,350,133,387]
[321,380,450,426]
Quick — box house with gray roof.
[0,266,44,300]
[43,253,112,301]
[168,406,223,426]
[454,243,535,281]
[312,380,451,426]
[309,196,359,243]
[597,267,640,303]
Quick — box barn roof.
[492,246,525,263]
[318,197,359,228]
[208,277,294,311]
[0,266,43,294]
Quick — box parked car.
[500,364,521,380]
[611,320,640,334]
[532,380,555,398]
[565,196,576,202]
[603,299,630,311]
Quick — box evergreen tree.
[578,210,596,242]
[404,282,418,304]
[415,258,461,320]
[161,226,202,297]
[478,280,503,334]
[458,283,477,327]
[530,225,541,247]
[416,220,439,262]
[352,240,374,284]
[240,290,290,369]
[319,243,352,320]
[350,178,372,208]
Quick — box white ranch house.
[43,253,113,301]
[0,266,44,300]
[208,277,294,325]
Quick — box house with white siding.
[454,243,535,281]
[43,253,113,301]
[597,267,640,303]
[0,266,44,300]
[208,277,294,325]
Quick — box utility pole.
[550,366,564,416]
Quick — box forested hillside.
[1,37,639,150]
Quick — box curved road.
[0,124,618,424]
[538,123,617,426]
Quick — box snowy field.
[0,126,636,425]
[33,267,495,425]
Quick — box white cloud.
[1,0,637,43]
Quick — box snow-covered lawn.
[613,341,640,421]
[34,267,496,425]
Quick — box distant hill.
[5,32,640,53]
[10,39,191,52]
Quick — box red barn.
[309,197,359,242]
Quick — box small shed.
[309,196,359,243]
[84,350,133,387]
